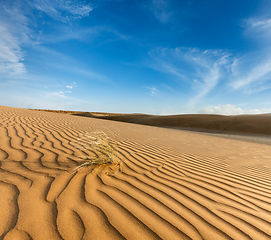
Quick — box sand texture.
[70,112,271,136]
[0,105,271,240]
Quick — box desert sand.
[70,112,271,136]
[0,105,271,240]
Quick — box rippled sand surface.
[0,106,271,240]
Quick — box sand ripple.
[0,106,271,240]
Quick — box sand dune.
[71,112,271,136]
[0,105,271,240]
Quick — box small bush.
[71,131,123,174]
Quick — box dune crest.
[0,105,271,239]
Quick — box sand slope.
[0,105,271,240]
[71,112,271,136]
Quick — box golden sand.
[0,105,270,239]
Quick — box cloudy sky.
[1,0,271,114]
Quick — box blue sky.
[1,0,271,114]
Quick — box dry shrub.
[71,131,123,174]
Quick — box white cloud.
[38,26,101,44]
[161,84,176,93]
[245,18,271,40]
[66,85,73,89]
[148,6,271,101]
[145,86,161,96]
[0,0,93,77]
[0,62,26,76]
[250,18,271,29]
[198,104,271,115]
[37,25,129,47]
[0,3,29,76]
[149,47,231,102]
[229,14,271,92]
[150,0,173,23]
[47,91,67,98]
[31,0,93,22]
[142,0,173,23]
[31,45,110,82]
[229,54,271,92]
[149,15,271,100]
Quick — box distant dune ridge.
[33,109,271,136]
[72,112,271,136]
[0,105,271,239]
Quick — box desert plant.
[71,131,123,174]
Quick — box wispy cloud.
[229,52,271,93]
[0,2,29,76]
[42,25,130,46]
[147,0,173,23]
[249,18,271,29]
[145,86,161,96]
[0,86,94,110]
[32,45,110,82]
[37,26,100,44]
[149,13,271,101]
[149,47,231,102]
[198,104,271,115]
[229,13,271,93]
[46,91,67,99]
[161,84,176,93]
[30,0,93,22]
[0,0,93,77]
[65,82,76,91]
[36,25,130,45]
[147,2,271,104]
[0,0,128,84]
[245,18,271,41]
